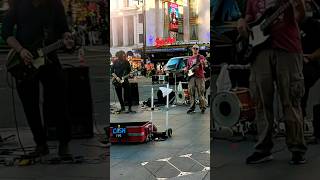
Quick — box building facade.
[110,0,210,49]
[110,0,144,48]
[145,0,210,47]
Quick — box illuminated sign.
[155,37,176,48]
[168,2,179,32]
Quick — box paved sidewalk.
[0,127,108,180]
[110,104,210,180]
[213,136,320,180]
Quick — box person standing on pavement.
[185,44,207,114]
[237,0,307,164]
[300,0,320,141]
[111,50,134,113]
[1,0,74,157]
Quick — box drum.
[184,89,189,99]
[212,88,255,127]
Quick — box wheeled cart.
[110,83,173,144]
[110,121,157,143]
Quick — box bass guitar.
[112,71,137,87]
[237,0,298,63]
[186,55,202,81]
[6,39,65,80]
[6,33,81,81]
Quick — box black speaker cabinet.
[313,104,320,139]
[45,65,94,140]
[124,82,139,106]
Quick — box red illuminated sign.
[155,37,176,48]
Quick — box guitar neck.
[42,39,65,55]
[262,0,295,30]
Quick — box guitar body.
[188,69,194,77]
[112,72,134,88]
[112,78,123,87]
[6,48,45,81]
[237,6,276,63]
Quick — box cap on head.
[192,44,199,49]
[126,51,134,57]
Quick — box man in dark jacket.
[300,0,320,140]
[1,0,74,157]
[111,50,133,113]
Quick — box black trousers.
[115,81,132,108]
[302,60,320,118]
[16,61,71,145]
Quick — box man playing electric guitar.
[237,0,307,164]
[1,0,74,157]
[184,44,206,114]
[111,50,134,113]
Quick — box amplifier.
[313,104,320,139]
[124,82,139,106]
[45,65,94,140]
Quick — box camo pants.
[251,49,307,154]
[188,77,206,110]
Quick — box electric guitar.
[237,0,298,63]
[112,71,137,87]
[6,33,81,81]
[186,55,202,81]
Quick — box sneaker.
[187,109,195,114]
[126,107,136,113]
[289,152,306,165]
[126,110,136,113]
[116,107,125,113]
[28,144,49,157]
[58,142,71,157]
[246,152,273,164]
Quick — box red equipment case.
[110,121,157,143]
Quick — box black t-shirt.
[1,0,69,48]
[111,60,131,80]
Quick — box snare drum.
[213,88,255,127]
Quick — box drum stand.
[171,72,177,107]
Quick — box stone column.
[111,18,118,47]
[123,16,129,46]
[183,0,190,42]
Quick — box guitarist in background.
[185,44,206,114]
[237,0,307,164]
[300,0,320,142]
[111,50,133,113]
[1,0,74,157]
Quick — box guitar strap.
[196,54,200,64]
